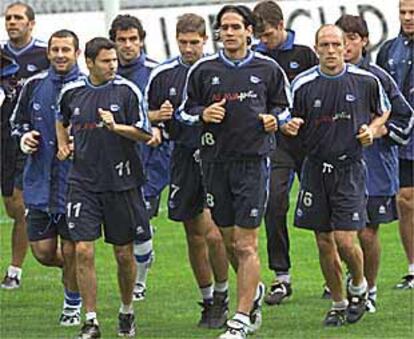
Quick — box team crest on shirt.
[110,104,120,112]
[33,102,41,110]
[289,61,299,69]
[345,94,356,102]
[169,87,177,96]
[211,76,220,85]
[250,75,261,84]
[313,99,322,108]
[26,64,38,72]
[73,107,81,116]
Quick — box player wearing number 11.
[56,37,154,338]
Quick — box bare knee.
[62,241,76,262]
[114,244,134,266]
[76,242,94,265]
[4,193,25,222]
[32,247,57,266]
[205,226,223,247]
[358,227,377,245]
[316,232,335,255]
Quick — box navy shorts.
[366,195,398,226]
[66,184,151,245]
[294,157,367,232]
[168,146,204,222]
[27,209,71,242]
[201,158,270,228]
[399,158,413,188]
[1,136,24,197]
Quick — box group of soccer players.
[1,1,413,338]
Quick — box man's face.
[256,22,285,50]
[114,28,143,65]
[344,32,367,64]
[48,37,79,74]
[400,0,414,37]
[87,48,118,84]
[5,5,34,44]
[315,26,345,74]
[219,12,252,54]
[177,32,206,65]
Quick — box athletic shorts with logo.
[168,145,204,222]
[366,195,398,226]
[27,209,71,242]
[66,184,151,245]
[201,158,270,228]
[294,157,367,232]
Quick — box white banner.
[0,0,400,65]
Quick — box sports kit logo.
[313,99,322,108]
[250,75,261,84]
[211,76,220,85]
[110,104,120,112]
[289,61,299,69]
[169,87,177,96]
[26,64,38,72]
[345,94,356,102]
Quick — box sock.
[85,312,98,324]
[63,288,82,312]
[134,239,153,288]
[332,299,348,310]
[275,272,291,284]
[120,303,134,315]
[214,280,228,294]
[368,286,377,300]
[349,278,368,296]
[7,265,22,280]
[200,284,213,303]
[408,264,414,276]
[233,312,251,326]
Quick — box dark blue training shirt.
[146,56,200,149]
[178,49,291,161]
[291,63,390,163]
[57,75,151,192]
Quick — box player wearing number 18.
[56,37,154,338]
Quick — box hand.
[202,98,226,123]
[147,127,162,147]
[374,125,388,138]
[281,118,304,136]
[99,108,116,131]
[157,100,174,122]
[20,130,40,154]
[356,124,374,146]
[259,114,277,133]
[57,142,72,160]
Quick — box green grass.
[1,187,413,338]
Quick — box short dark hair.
[214,5,256,30]
[48,29,79,51]
[109,14,146,42]
[85,37,116,62]
[335,15,369,39]
[5,2,35,21]
[315,24,345,45]
[253,1,284,27]
[176,13,206,37]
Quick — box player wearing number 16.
[56,37,153,338]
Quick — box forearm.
[56,121,70,147]
[112,124,152,143]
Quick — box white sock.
[275,272,291,284]
[120,303,134,315]
[332,299,348,310]
[214,280,228,293]
[233,312,251,326]
[7,265,22,280]
[200,284,213,302]
[85,312,98,324]
[349,278,368,296]
[408,264,414,276]
[134,239,153,287]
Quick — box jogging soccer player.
[178,5,301,338]
[292,24,390,327]
[252,0,318,305]
[145,13,229,328]
[336,14,414,312]
[10,29,83,326]
[109,14,164,301]
[1,1,49,289]
[56,37,154,338]
[377,0,414,289]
